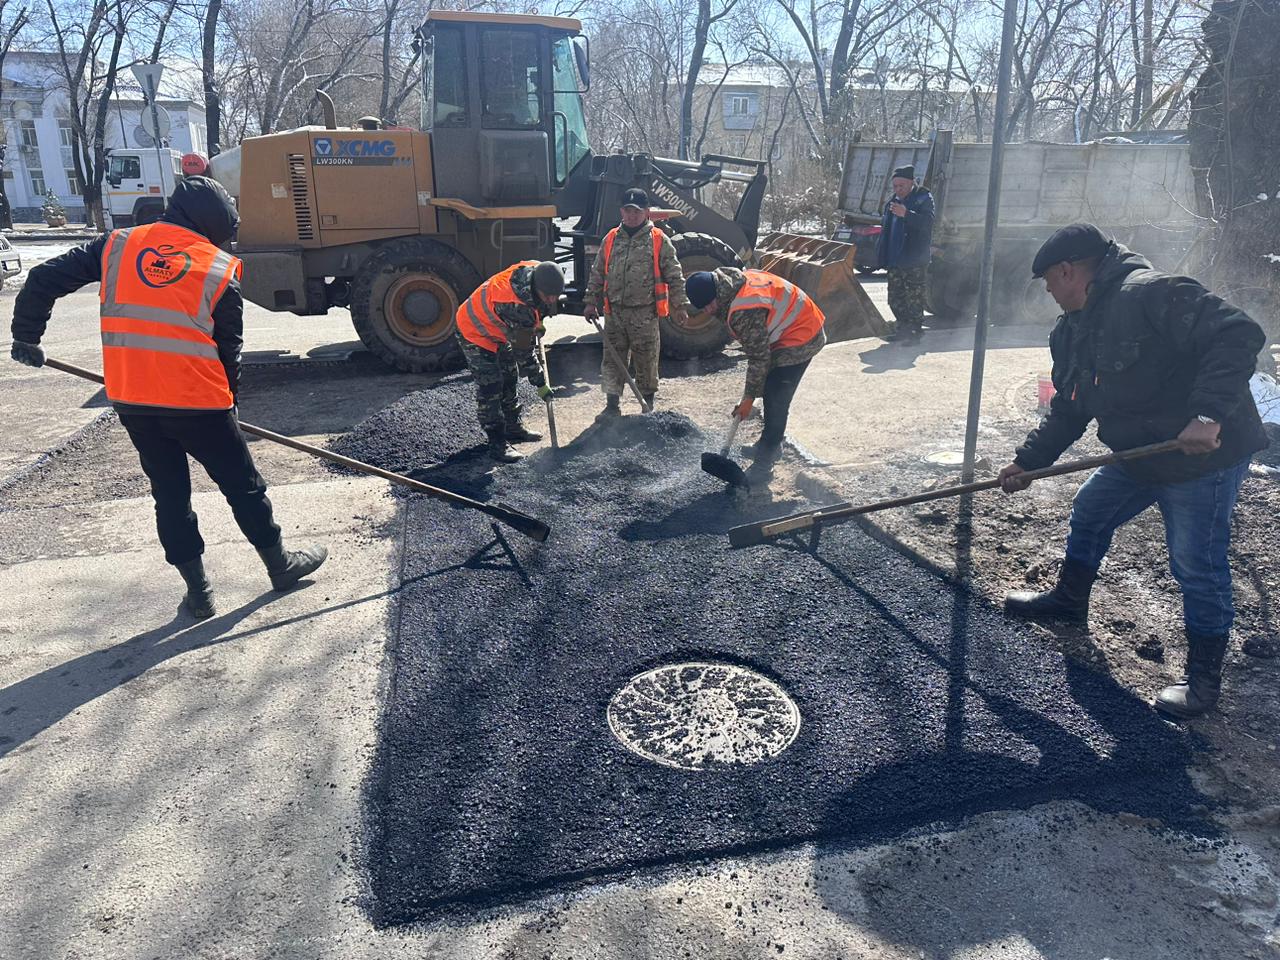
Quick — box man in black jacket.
[9,177,327,620]
[876,164,935,343]
[998,223,1267,719]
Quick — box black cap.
[892,165,915,181]
[1031,223,1111,278]
[532,261,564,297]
[621,188,649,209]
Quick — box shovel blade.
[701,452,750,489]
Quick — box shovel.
[43,357,553,543]
[585,313,652,413]
[728,439,1182,548]
[700,412,749,488]
[537,336,559,449]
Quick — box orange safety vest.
[100,222,241,411]
[455,260,539,352]
[601,226,670,317]
[726,269,825,349]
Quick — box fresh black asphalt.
[336,382,1208,926]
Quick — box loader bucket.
[756,232,887,341]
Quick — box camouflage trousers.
[887,265,929,332]
[458,335,522,433]
[601,306,661,397]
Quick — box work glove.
[527,368,547,389]
[734,398,754,421]
[584,304,601,322]
[537,384,555,401]
[11,340,45,367]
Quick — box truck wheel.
[662,232,739,359]
[349,238,480,373]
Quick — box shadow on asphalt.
[856,323,1051,374]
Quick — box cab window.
[426,26,468,129]
[551,37,589,182]
[480,29,542,129]
[110,155,141,181]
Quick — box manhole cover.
[607,662,801,770]
[923,450,964,466]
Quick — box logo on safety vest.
[136,245,192,287]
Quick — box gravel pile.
[363,407,1209,924]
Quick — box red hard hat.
[181,152,209,176]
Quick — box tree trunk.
[1188,0,1280,352]
[202,0,222,155]
[679,0,711,161]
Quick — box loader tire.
[350,238,480,373]
[662,232,739,359]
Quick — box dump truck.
[212,11,880,373]
[102,148,185,229]
[834,130,1199,322]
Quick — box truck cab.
[103,149,182,228]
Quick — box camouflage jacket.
[712,267,826,398]
[584,224,690,312]
[493,265,545,380]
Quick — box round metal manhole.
[607,662,800,770]
[923,450,964,466]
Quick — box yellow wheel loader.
[215,11,880,373]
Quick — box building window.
[30,172,46,196]
[728,95,752,116]
[58,122,73,148]
[19,120,37,148]
[725,134,749,155]
[65,169,81,194]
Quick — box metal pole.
[960,0,1021,483]
[147,78,167,211]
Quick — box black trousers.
[119,410,282,566]
[760,359,812,448]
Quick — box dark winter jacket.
[1014,244,1267,483]
[877,186,935,269]
[11,177,243,416]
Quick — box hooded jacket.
[877,186,935,269]
[1014,243,1267,483]
[12,177,244,415]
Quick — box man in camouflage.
[584,188,690,418]
[877,164,935,343]
[455,261,560,463]
[685,266,826,475]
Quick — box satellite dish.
[141,104,171,140]
[134,125,154,147]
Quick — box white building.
[1,51,207,222]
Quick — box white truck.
[836,130,1199,322]
[102,148,184,229]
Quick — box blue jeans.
[1063,459,1250,636]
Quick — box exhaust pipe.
[314,89,338,130]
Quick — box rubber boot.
[257,540,328,591]
[741,440,782,460]
[643,393,656,412]
[1004,558,1096,624]
[1155,632,1229,719]
[596,394,621,422]
[176,557,215,619]
[486,428,523,463]
[504,420,542,443]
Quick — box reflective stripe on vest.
[601,226,670,318]
[726,269,825,349]
[455,260,539,352]
[99,222,241,411]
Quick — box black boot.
[505,420,543,443]
[176,557,215,619]
[1005,558,1096,624]
[1155,632,1229,719]
[642,393,656,412]
[486,428,523,463]
[257,540,328,591]
[596,394,621,421]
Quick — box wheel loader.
[215,11,881,373]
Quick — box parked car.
[0,234,22,290]
[831,221,882,274]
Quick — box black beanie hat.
[892,165,915,181]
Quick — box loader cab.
[417,11,591,206]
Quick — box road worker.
[583,188,690,418]
[685,267,826,474]
[8,176,327,620]
[455,260,560,463]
